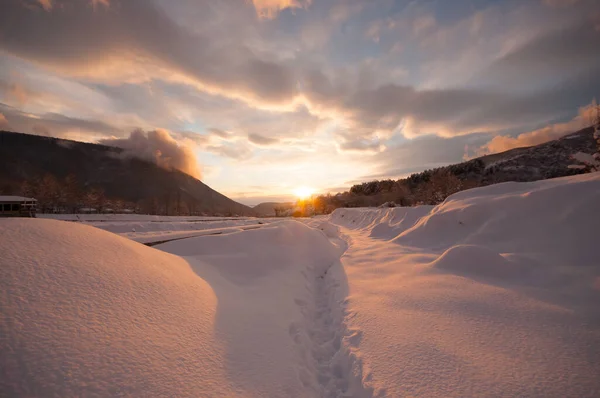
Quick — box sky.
[1,0,599,205]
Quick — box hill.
[318,126,598,209]
[0,131,255,216]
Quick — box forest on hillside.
[310,124,600,214]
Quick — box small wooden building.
[0,196,37,217]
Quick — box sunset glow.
[0,0,597,205]
[293,186,314,200]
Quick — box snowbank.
[0,218,232,397]
[393,172,600,268]
[328,173,600,397]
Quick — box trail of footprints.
[289,263,378,398]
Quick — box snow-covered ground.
[2,173,600,397]
[39,214,271,244]
[39,214,254,222]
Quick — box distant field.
[38,213,256,222]
[39,213,272,244]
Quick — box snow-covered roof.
[0,196,37,202]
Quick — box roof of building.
[0,196,37,202]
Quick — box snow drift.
[329,173,600,397]
[0,218,232,397]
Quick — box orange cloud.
[37,0,53,11]
[0,113,8,128]
[90,0,110,9]
[476,101,597,155]
[3,82,31,107]
[250,0,311,19]
[100,129,202,179]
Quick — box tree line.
[311,114,600,214]
[17,174,135,214]
[310,168,480,215]
[9,173,233,216]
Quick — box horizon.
[1,0,599,205]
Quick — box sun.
[293,186,314,200]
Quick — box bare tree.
[38,174,60,213]
[63,174,81,213]
[571,100,600,171]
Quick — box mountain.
[325,126,598,208]
[253,202,295,217]
[466,126,597,183]
[407,126,597,186]
[0,131,255,216]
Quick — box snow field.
[2,172,600,397]
[39,214,254,222]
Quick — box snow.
[0,218,231,397]
[39,213,253,222]
[326,172,600,397]
[90,219,270,244]
[39,214,270,244]
[2,173,600,397]
[0,195,36,202]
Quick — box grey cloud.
[0,102,121,139]
[175,131,210,146]
[370,133,492,179]
[208,128,233,139]
[248,133,279,146]
[302,56,600,141]
[475,21,600,88]
[206,143,252,160]
[2,0,598,149]
[337,136,383,153]
[0,0,297,105]
[298,6,600,141]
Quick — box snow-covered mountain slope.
[2,173,600,397]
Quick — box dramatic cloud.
[476,22,600,88]
[0,103,121,141]
[0,0,298,107]
[100,129,202,179]
[1,0,598,201]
